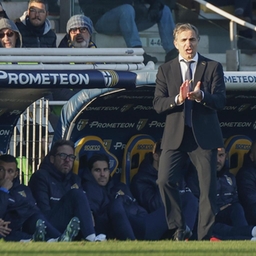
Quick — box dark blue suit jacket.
[153,54,226,150]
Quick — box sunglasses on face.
[0,31,14,39]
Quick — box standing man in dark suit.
[153,23,226,241]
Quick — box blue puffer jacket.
[216,165,239,211]
[130,153,163,213]
[0,177,39,230]
[15,12,56,48]
[236,154,256,225]
[81,167,147,219]
[28,155,82,216]
[236,154,256,206]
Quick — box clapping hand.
[187,81,202,101]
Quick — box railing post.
[226,21,240,71]
[229,21,237,49]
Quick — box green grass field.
[0,240,255,256]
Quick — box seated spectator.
[207,0,256,51]
[0,154,80,242]
[59,14,96,49]
[0,2,9,19]
[82,153,181,241]
[55,14,97,102]
[0,18,22,48]
[78,0,177,64]
[15,0,56,47]
[130,140,198,233]
[28,139,106,242]
[188,147,256,240]
[236,140,256,225]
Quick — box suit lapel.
[170,58,182,89]
[193,55,207,89]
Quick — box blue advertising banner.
[0,70,137,153]
[65,86,256,176]
[0,70,137,89]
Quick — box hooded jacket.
[216,165,239,210]
[0,175,39,230]
[236,154,256,206]
[236,153,256,225]
[28,155,82,217]
[130,153,163,213]
[15,11,56,47]
[81,167,147,218]
[0,18,22,47]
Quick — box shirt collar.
[178,53,198,63]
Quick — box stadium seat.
[121,134,155,186]
[224,135,252,176]
[73,135,118,176]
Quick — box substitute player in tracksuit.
[0,154,62,241]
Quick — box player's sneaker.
[33,219,46,242]
[59,217,80,242]
[95,234,107,242]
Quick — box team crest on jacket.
[116,190,124,196]
[224,175,233,186]
[71,183,79,189]
[18,191,27,197]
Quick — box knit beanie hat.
[66,14,93,35]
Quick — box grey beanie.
[66,15,93,35]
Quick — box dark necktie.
[183,60,195,127]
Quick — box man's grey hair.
[173,23,200,41]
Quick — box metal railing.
[195,0,256,50]
[9,99,66,185]
[0,48,145,71]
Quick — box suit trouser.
[157,128,217,240]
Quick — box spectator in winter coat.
[58,14,96,49]
[0,18,22,48]
[15,0,56,47]
[54,14,98,102]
